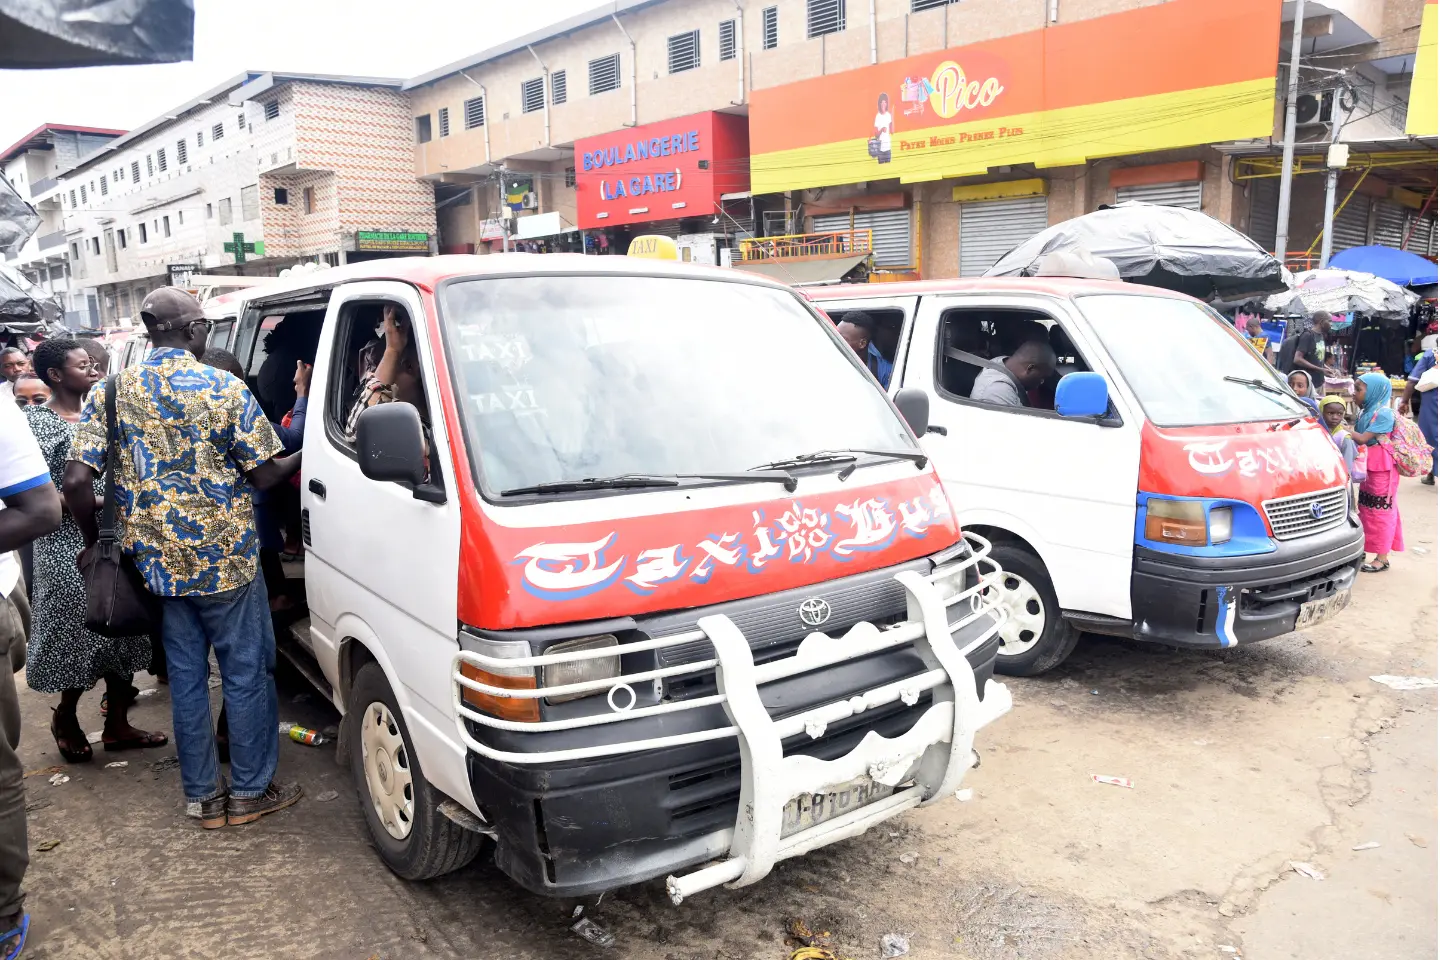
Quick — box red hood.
[1140,419,1347,502]
[458,473,959,630]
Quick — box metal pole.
[1274,0,1306,263]
[499,179,510,253]
[1319,167,1339,267]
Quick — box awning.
[732,254,869,286]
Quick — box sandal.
[1,913,28,960]
[101,729,169,752]
[1361,560,1390,573]
[50,710,92,764]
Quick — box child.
[1288,369,1322,418]
[1321,395,1365,499]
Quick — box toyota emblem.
[798,598,832,626]
[1310,501,1325,520]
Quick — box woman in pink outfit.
[1351,372,1403,572]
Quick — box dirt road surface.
[13,482,1436,959]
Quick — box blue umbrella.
[1328,245,1438,287]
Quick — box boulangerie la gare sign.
[748,0,1282,193]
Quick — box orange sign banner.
[750,0,1282,193]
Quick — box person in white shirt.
[0,394,63,959]
[873,92,894,164]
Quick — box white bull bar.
[450,533,1012,902]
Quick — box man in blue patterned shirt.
[64,288,304,830]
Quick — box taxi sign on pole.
[627,235,679,260]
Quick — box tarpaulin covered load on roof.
[0,0,192,68]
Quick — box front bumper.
[1131,519,1364,648]
[452,535,1011,900]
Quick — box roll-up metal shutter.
[1115,180,1202,210]
[812,209,914,268]
[1373,201,1406,249]
[1332,196,1370,251]
[958,195,1049,277]
[1246,177,1279,249]
[1405,215,1437,256]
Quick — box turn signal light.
[1144,499,1207,545]
[458,661,540,723]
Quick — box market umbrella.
[1328,245,1439,288]
[983,201,1290,300]
[1263,268,1415,321]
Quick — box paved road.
[12,481,1436,959]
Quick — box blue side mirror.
[1055,371,1110,419]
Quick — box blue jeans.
[159,576,278,802]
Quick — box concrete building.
[57,71,437,325]
[404,0,1435,279]
[2,124,125,328]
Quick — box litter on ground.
[880,932,910,957]
[315,790,339,802]
[48,773,69,786]
[104,761,128,769]
[1289,861,1325,880]
[570,916,615,947]
[1092,775,1133,788]
[1369,675,1438,690]
[1351,841,1381,851]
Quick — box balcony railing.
[36,230,66,252]
[29,177,57,198]
[737,229,873,262]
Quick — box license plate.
[781,776,893,838]
[1297,587,1352,629]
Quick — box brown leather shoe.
[227,781,303,826]
[193,793,229,829]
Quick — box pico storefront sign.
[355,230,430,253]
[748,0,1281,193]
[573,111,749,230]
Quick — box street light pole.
[1274,0,1307,264]
[1319,86,1356,268]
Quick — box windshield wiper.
[501,470,797,497]
[753,448,928,482]
[1223,375,1291,398]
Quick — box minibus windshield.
[1076,294,1309,427]
[441,274,916,495]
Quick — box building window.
[70,242,80,260]
[241,184,259,221]
[206,202,213,219]
[196,129,204,147]
[100,177,108,197]
[115,167,123,182]
[521,77,546,114]
[302,187,314,215]
[138,223,148,243]
[551,69,568,105]
[264,100,280,121]
[68,190,76,208]
[415,114,433,143]
[218,197,232,225]
[157,147,167,172]
[589,53,620,94]
[176,139,188,165]
[565,167,576,187]
[131,160,140,181]
[146,154,154,177]
[762,7,779,49]
[178,210,184,225]
[274,187,289,205]
[91,237,100,255]
[911,0,961,8]
[117,229,126,248]
[720,19,737,60]
[212,122,225,141]
[79,185,87,205]
[668,29,701,73]
[237,112,246,130]
[464,96,486,129]
[162,215,171,238]
[438,106,450,137]
[807,0,845,38]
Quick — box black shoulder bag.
[80,374,158,637]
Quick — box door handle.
[308,479,327,499]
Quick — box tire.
[349,661,483,880]
[982,542,1081,677]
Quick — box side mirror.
[893,387,930,437]
[1055,371,1110,419]
[356,402,427,485]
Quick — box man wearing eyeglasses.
[61,288,304,831]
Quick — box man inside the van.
[836,312,893,389]
[969,340,1057,408]
[62,288,305,832]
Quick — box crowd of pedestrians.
[0,289,302,960]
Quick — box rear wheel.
[982,542,1081,676]
[349,662,483,880]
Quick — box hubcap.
[361,701,415,840]
[984,571,1046,656]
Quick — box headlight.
[1209,506,1233,545]
[542,634,620,704]
[1144,500,1208,545]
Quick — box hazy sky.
[0,0,598,150]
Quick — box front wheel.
[982,542,1080,677]
[349,662,483,880]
